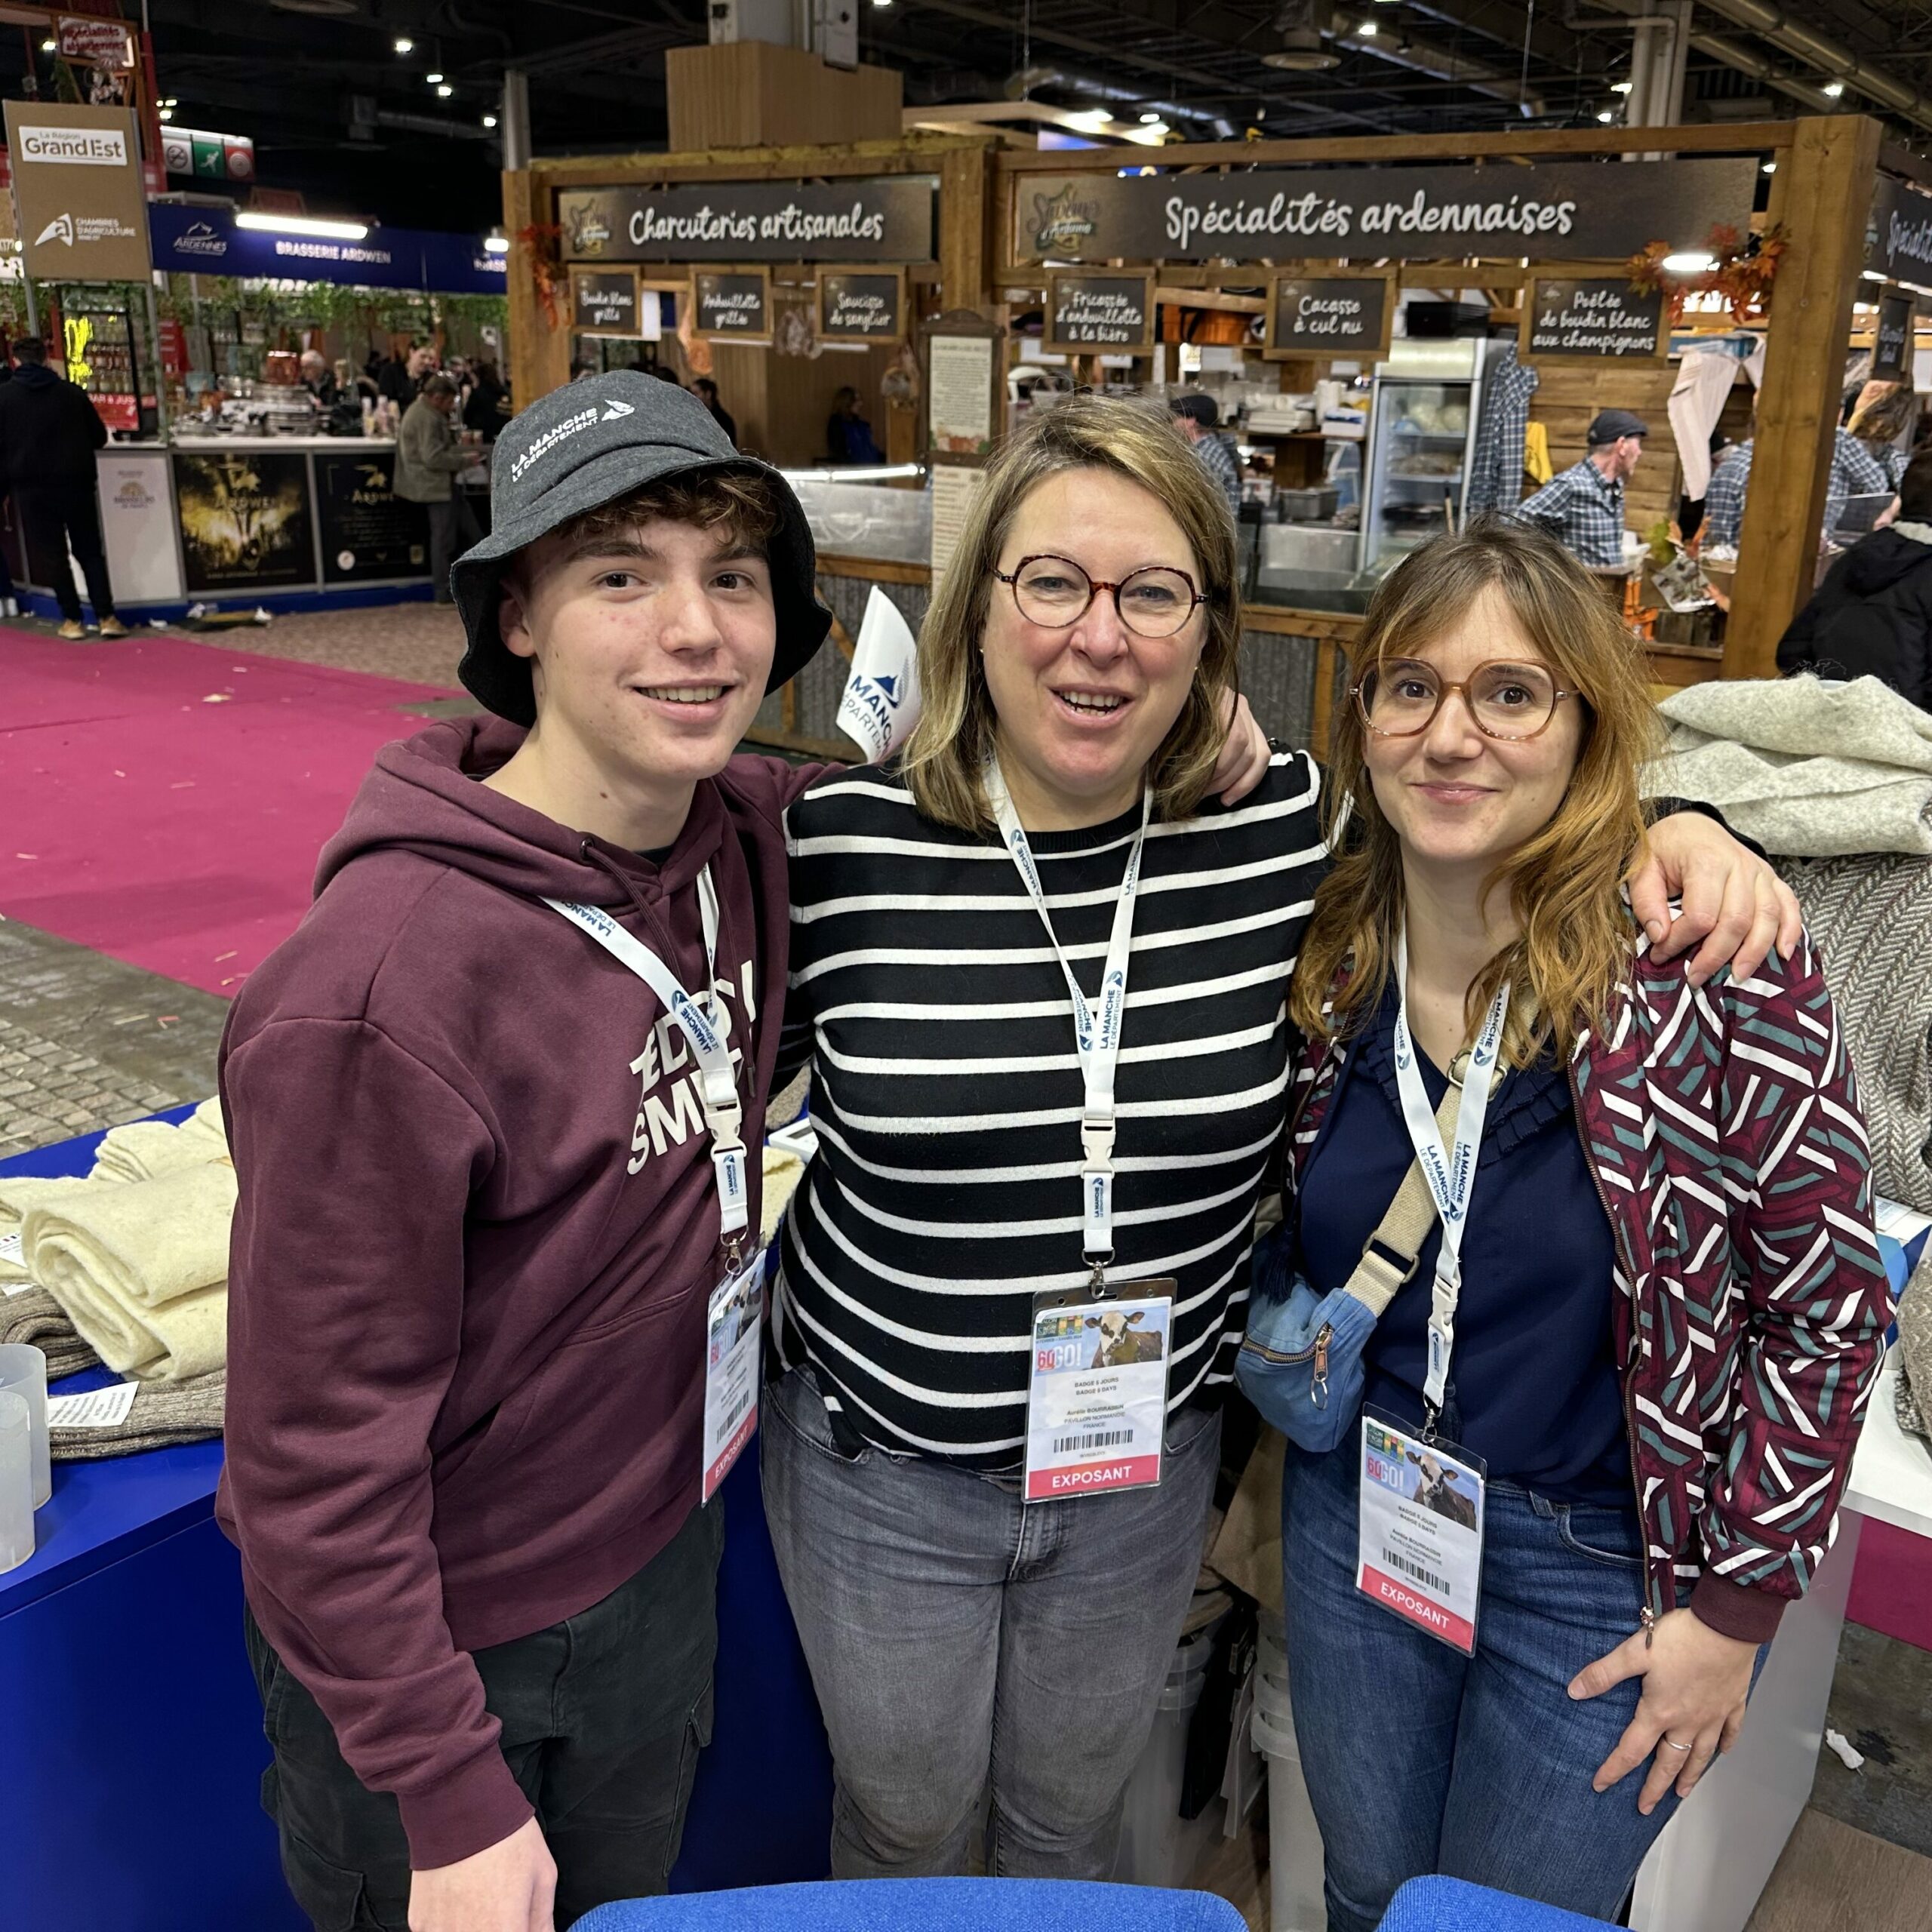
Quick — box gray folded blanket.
[2,1286,102,1381]
[50,1371,225,1462]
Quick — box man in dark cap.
[1518,408,1647,568]
[217,372,834,1932]
[1169,391,1243,518]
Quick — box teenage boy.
[219,372,832,1932]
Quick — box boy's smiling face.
[498,515,777,806]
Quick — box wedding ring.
[1661,1737,1694,1753]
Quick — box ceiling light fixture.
[1611,80,1632,94]
[1596,109,1617,122]
[482,113,498,128]
[484,234,510,254]
[394,36,414,53]
[1140,110,1163,122]
[426,70,444,84]
[40,36,55,50]
[1823,80,1844,97]
[1762,160,1776,174]
[1661,250,1717,272]
[158,107,173,120]
[436,83,454,97]
[1358,20,1378,35]
[236,211,371,241]
[1069,107,1116,133]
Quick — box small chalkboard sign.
[1874,290,1915,383]
[694,268,771,341]
[819,268,905,343]
[1044,270,1156,355]
[571,266,641,337]
[1265,269,1395,361]
[1520,275,1666,361]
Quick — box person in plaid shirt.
[1702,428,1894,551]
[1517,409,1646,567]
[1170,392,1244,518]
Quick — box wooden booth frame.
[1263,266,1397,362]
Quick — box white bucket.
[1252,1706,1324,1932]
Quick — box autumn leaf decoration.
[1626,224,1787,325]
[514,223,567,331]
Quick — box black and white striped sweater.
[773,751,1327,1469]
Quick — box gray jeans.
[761,1363,1222,1881]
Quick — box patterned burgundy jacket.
[1285,932,1894,1644]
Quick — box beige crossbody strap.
[1339,1084,1460,1320]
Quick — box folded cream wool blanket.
[89,1095,226,1184]
[1646,675,1932,857]
[25,1162,235,1382]
[0,1175,97,1284]
[50,1371,224,1462]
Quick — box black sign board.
[315,451,429,584]
[818,269,905,342]
[694,268,771,340]
[1011,158,1755,266]
[1265,269,1394,358]
[173,451,315,595]
[570,266,641,337]
[560,175,937,263]
[1866,176,1932,286]
[1874,291,1915,383]
[1521,275,1666,361]
[1042,270,1156,353]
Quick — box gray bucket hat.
[449,369,832,724]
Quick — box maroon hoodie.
[217,717,820,1869]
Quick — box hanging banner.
[1873,291,1916,383]
[1044,270,1156,353]
[147,203,506,294]
[1867,176,1932,288]
[1519,274,1666,361]
[571,265,643,336]
[694,268,771,340]
[1010,158,1756,266]
[559,176,937,263]
[3,102,151,281]
[1265,268,1395,358]
[818,268,906,343]
[57,16,136,69]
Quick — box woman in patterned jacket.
[1258,516,1893,1930]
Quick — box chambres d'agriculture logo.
[1030,184,1100,255]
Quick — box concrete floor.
[3,601,1928,1925]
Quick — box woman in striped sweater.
[761,395,1796,1882]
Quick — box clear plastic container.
[0,1343,50,1509]
[0,1390,34,1573]
[1115,1660,1229,1889]
[1252,1699,1324,1931]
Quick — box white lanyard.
[1390,924,1510,1417]
[544,868,750,1254]
[985,755,1152,1274]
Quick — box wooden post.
[502,165,571,415]
[939,145,991,315]
[1724,115,1881,678]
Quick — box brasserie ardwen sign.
[560,176,936,263]
[1012,158,1755,264]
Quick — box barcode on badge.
[1384,1549,1449,1595]
[1052,1428,1133,1455]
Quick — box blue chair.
[1377,1875,1621,1930]
[577,1877,1250,1932]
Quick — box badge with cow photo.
[1022,1281,1175,1505]
[1355,1408,1487,1655]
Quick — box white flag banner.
[835,586,921,762]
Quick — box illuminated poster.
[173,452,315,593]
[314,451,429,583]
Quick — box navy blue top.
[1297,983,1635,1509]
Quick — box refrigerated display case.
[1357,339,1496,577]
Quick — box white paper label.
[48,1381,139,1429]
[0,1231,23,1266]
[702,1251,763,1503]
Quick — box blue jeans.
[1282,1437,1681,1932]
[761,1364,1222,1881]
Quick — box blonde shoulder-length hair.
[1290,515,1660,1067]
[900,393,1244,833]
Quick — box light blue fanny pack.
[1235,1083,1456,1453]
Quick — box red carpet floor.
[1,628,457,997]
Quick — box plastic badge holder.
[0,1391,32,1574]
[0,1344,50,1508]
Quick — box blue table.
[2,1115,833,1929]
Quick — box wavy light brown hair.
[900,393,1241,832]
[1290,516,1660,1066]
